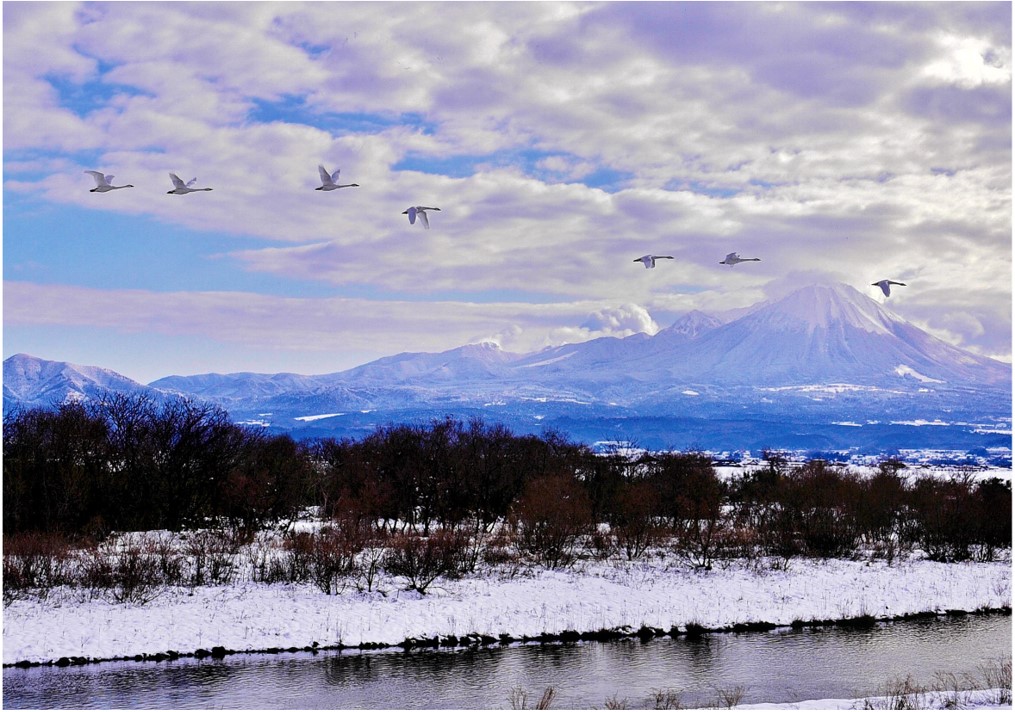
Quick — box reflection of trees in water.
[682,634,722,674]
[322,647,511,694]
[323,653,382,686]
[519,642,588,671]
[156,660,239,704]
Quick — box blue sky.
[3,1,1011,383]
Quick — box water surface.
[4,614,1009,709]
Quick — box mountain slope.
[504,283,1008,390]
[5,283,1010,451]
[334,342,524,386]
[624,283,1009,387]
[2,353,155,410]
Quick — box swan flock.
[82,168,907,296]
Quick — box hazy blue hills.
[5,283,1011,453]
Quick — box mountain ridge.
[5,283,1010,451]
[2,353,154,410]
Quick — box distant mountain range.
[5,283,1011,452]
[3,353,151,410]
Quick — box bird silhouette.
[403,206,440,229]
[84,171,133,192]
[634,255,674,269]
[720,252,761,266]
[872,279,906,297]
[316,165,359,191]
[167,174,212,195]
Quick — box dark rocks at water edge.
[6,607,1010,669]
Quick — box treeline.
[4,395,1011,569]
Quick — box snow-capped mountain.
[658,310,724,340]
[2,353,157,411]
[612,283,1010,388]
[5,284,1010,451]
[409,283,1006,393]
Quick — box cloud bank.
[3,1,1010,380]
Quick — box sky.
[3,1,1011,384]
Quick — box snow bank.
[3,558,1009,665]
[742,689,1011,710]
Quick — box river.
[4,614,1009,709]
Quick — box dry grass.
[860,657,1012,710]
[509,686,558,710]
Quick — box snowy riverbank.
[4,557,1010,666]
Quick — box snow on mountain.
[333,341,523,386]
[2,353,156,411]
[512,332,652,377]
[511,310,719,377]
[657,310,723,339]
[617,283,1011,388]
[151,371,333,401]
[5,283,1010,452]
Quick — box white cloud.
[3,1,1010,372]
[4,281,660,364]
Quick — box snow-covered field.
[4,556,1009,666]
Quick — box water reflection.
[4,615,1010,709]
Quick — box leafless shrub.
[482,529,521,566]
[509,686,557,710]
[144,531,185,584]
[612,480,664,561]
[308,526,363,594]
[3,531,75,603]
[978,656,1012,705]
[79,534,168,604]
[275,531,316,583]
[353,545,387,593]
[508,687,526,710]
[861,675,928,710]
[184,529,236,586]
[535,687,557,710]
[711,684,746,709]
[587,527,617,561]
[713,524,760,568]
[512,474,594,569]
[384,530,469,594]
[930,670,976,709]
[603,694,629,709]
[246,530,278,583]
[651,688,686,710]
[443,517,490,574]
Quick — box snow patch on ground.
[895,364,945,383]
[742,689,1011,710]
[892,419,951,427]
[520,352,577,368]
[293,413,344,422]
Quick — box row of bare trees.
[4,395,1011,570]
[4,396,312,537]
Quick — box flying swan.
[403,206,440,229]
[167,174,213,195]
[720,252,761,266]
[84,171,133,192]
[316,165,359,191]
[634,255,674,269]
[872,279,906,297]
